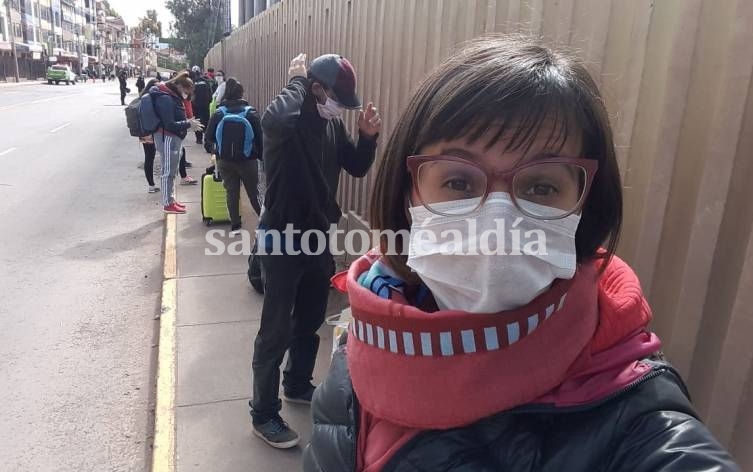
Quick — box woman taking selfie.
[303,37,738,471]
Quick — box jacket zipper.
[380,365,669,472]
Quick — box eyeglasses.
[406,155,598,219]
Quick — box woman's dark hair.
[166,70,194,94]
[370,36,622,280]
[140,78,157,97]
[223,77,244,100]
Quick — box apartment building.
[1,0,129,77]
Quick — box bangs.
[415,54,592,157]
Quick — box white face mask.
[406,192,581,313]
[317,96,344,120]
[216,76,224,83]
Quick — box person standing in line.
[139,78,160,194]
[191,69,213,145]
[205,68,218,94]
[204,77,263,235]
[211,70,226,106]
[150,71,203,214]
[249,53,381,449]
[118,70,129,106]
[179,89,198,184]
[136,75,145,95]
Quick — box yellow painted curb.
[164,213,177,280]
[152,214,177,472]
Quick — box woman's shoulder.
[387,364,737,471]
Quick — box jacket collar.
[219,98,250,108]
[344,252,659,429]
[156,83,179,98]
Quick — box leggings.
[142,142,156,187]
[180,148,188,179]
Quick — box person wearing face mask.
[150,70,204,214]
[206,70,226,154]
[303,38,738,472]
[211,70,226,106]
[248,53,381,449]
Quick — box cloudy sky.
[109,0,239,34]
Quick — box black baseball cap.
[308,54,361,109]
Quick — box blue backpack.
[215,106,255,160]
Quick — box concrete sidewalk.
[168,142,348,471]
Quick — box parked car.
[47,65,77,85]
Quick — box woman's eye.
[443,178,471,192]
[522,183,558,197]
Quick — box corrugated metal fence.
[207,0,753,466]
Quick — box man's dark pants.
[217,159,261,225]
[250,250,332,423]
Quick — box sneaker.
[148,186,160,193]
[229,223,242,237]
[252,415,299,449]
[180,176,198,185]
[173,201,186,209]
[163,203,186,214]
[283,384,316,405]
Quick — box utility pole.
[4,0,21,81]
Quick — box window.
[13,22,23,38]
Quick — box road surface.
[0,80,163,471]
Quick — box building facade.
[238,0,279,28]
[1,0,132,79]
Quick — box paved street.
[0,81,162,471]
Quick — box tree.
[101,0,119,17]
[166,0,225,67]
[135,9,162,38]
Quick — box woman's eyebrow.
[440,148,478,160]
[526,151,579,161]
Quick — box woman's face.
[178,84,193,98]
[412,125,584,214]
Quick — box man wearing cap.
[249,53,381,449]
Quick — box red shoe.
[163,203,186,214]
[174,201,186,209]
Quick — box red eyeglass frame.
[406,154,599,220]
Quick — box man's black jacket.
[260,77,377,233]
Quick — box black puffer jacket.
[303,346,739,472]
